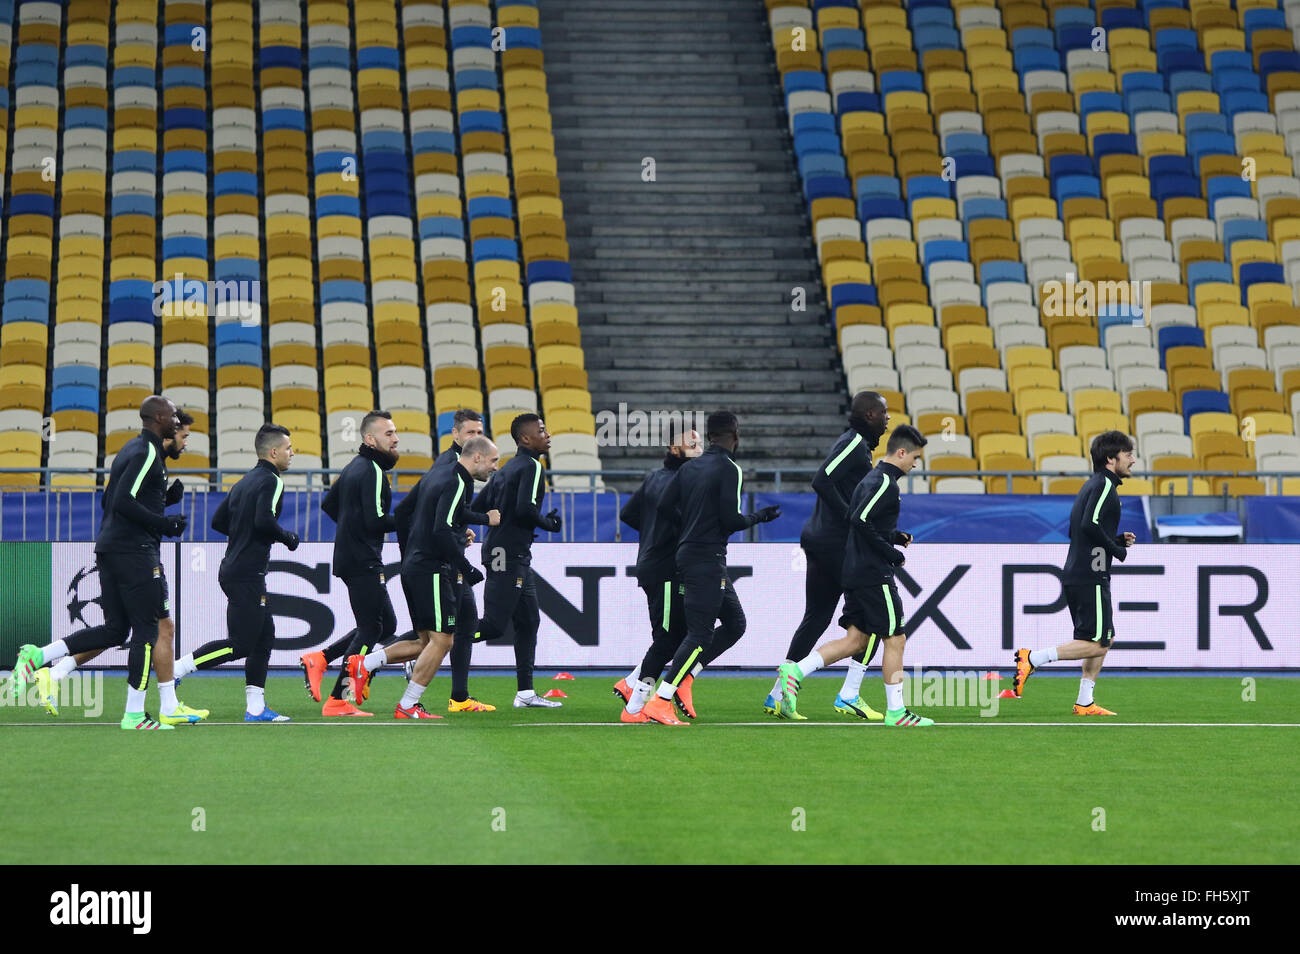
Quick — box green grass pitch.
[1,674,1296,864]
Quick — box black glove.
[161,514,188,537]
[282,532,300,551]
[165,478,184,506]
[752,505,781,524]
[463,566,485,587]
[541,508,562,532]
[890,548,906,566]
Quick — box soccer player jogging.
[475,413,564,709]
[624,411,780,726]
[1012,430,1137,715]
[11,396,189,730]
[765,391,891,720]
[317,410,420,716]
[378,436,500,719]
[170,424,301,721]
[776,425,933,727]
[298,410,498,709]
[35,411,206,725]
[613,425,707,720]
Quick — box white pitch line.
[511,721,1300,728]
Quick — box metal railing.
[2,466,1296,543]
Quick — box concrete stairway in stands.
[537,0,848,489]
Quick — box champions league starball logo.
[66,564,103,628]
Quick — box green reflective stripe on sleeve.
[859,475,891,520]
[129,443,157,498]
[730,460,743,514]
[433,573,443,632]
[138,642,152,691]
[825,433,863,476]
[195,646,234,667]
[1092,479,1112,524]
[271,475,284,514]
[447,478,465,525]
[662,580,672,633]
[1093,585,1103,641]
[883,584,897,634]
[530,459,543,504]
[372,462,385,517]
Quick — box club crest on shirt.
[719,577,726,589]
[152,566,161,579]
[515,576,523,589]
[260,594,267,607]
[378,572,385,584]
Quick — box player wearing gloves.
[475,414,564,709]
[11,396,189,730]
[776,425,933,727]
[623,411,781,725]
[369,435,501,719]
[31,411,205,725]
[171,424,301,722]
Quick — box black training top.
[321,444,397,579]
[801,424,881,553]
[96,429,169,556]
[403,461,489,577]
[480,445,551,566]
[1062,469,1128,584]
[842,460,910,586]
[658,443,757,563]
[212,458,295,577]
[620,453,686,583]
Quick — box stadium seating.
[0,0,600,491]
[767,0,1300,493]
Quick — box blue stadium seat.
[1182,391,1231,433]
[1158,326,1205,367]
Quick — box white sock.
[516,688,536,700]
[159,680,178,715]
[626,663,641,685]
[627,678,654,714]
[839,658,868,699]
[400,680,426,709]
[884,679,904,711]
[43,639,69,664]
[50,657,77,682]
[246,685,265,716]
[1077,678,1095,707]
[689,661,704,677]
[174,653,197,678]
[1028,647,1058,668]
[126,686,146,715]
[770,668,786,699]
[363,647,387,671]
[795,650,825,678]
[655,679,676,701]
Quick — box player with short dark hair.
[623,411,781,725]
[1011,430,1138,715]
[315,410,419,716]
[476,413,564,708]
[12,396,189,730]
[613,424,705,720]
[764,390,891,720]
[777,425,934,727]
[170,424,301,721]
